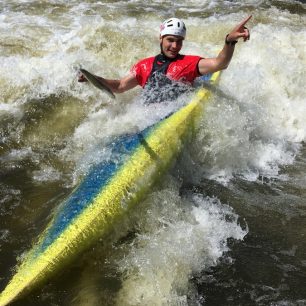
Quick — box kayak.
[0,71,220,306]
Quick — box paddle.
[79,68,116,99]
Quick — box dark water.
[0,0,306,305]
[195,147,306,305]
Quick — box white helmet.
[160,18,186,38]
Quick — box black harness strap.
[148,54,174,81]
[143,53,189,104]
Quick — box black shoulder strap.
[149,54,173,79]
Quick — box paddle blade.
[80,68,115,99]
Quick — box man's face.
[160,35,184,58]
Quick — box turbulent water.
[0,0,306,305]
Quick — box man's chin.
[165,52,177,58]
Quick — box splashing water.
[0,1,306,305]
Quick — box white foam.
[32,165,61,183]
[0,102,21,117]
[1,2,305,304]
[116,187,247,305]
[187,19,306,184]
[1,2,304,181]
[0,147,34,162]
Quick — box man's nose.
[172,42,178,49]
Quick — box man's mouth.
[168,50,177,55]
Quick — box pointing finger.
[238,15,252,27]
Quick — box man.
[78,16,251,101]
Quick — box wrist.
[225,34,238,46]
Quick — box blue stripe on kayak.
[199,73,213,81]
[33,126,154,257]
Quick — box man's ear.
[159,35,163,44]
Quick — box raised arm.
[198,15,252,75]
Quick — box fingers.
[232,17,251,42]
[238,15,252,27]
[244,26,250,41]
[232,26,250,43]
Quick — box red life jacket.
[131,54,202,88]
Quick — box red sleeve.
[130,57,154,88]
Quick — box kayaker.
[78,16,251,102]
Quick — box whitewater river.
[0,1,306,305]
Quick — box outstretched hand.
[227,15,252,43]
